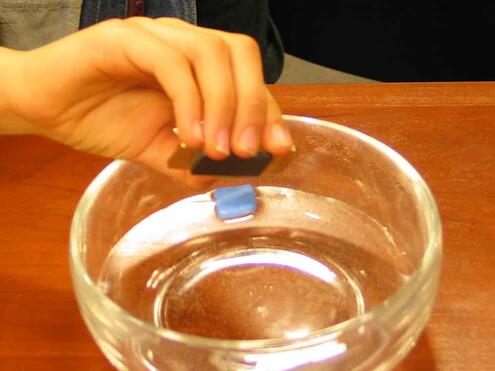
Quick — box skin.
[0,17,293,178]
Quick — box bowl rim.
[69,114,442,350]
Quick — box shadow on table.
[395,331,437,370]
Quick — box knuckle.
[126,16,149,27]
[204,93,236,113]
[202,35,230,56]
[94,19,130,42]
[99,18,127,34]
[233,34,260,54]
[169,49,189,68]
[242,92,267,112]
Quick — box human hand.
[0,18,293,177]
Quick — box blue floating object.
[213,184,257,221]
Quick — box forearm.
[0,47,39,135]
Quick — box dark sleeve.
[196,0,284,83]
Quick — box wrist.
[0,47,39,135]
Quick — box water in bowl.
[97,186,413,340]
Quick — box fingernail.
[239,126,259,156]
[215,128,230,156]
[271,124,293,147]
[193,121,204,143]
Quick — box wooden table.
[1,83,494,370]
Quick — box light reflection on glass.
[223,214,254,224]
[284,328,310,339]
[243,341,347,370]
[304,211,321,220]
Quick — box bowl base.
[157,245,364,340]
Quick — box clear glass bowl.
[70,115,442,370]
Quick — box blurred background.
[269,0,495,83]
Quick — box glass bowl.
[70,115,442,370]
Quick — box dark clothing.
[196,0,284,83]
[80,0,284,83]
[80,0,196,26]
[0,1,283,82]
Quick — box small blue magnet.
[213,184,257,221]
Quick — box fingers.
[128,17,237,160]
[84,18,292,163]
[263,89,293,155]
[123,18,293,158]
[216,33,268,158]
[188,25,294,157]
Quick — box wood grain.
[1,82,494,370]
